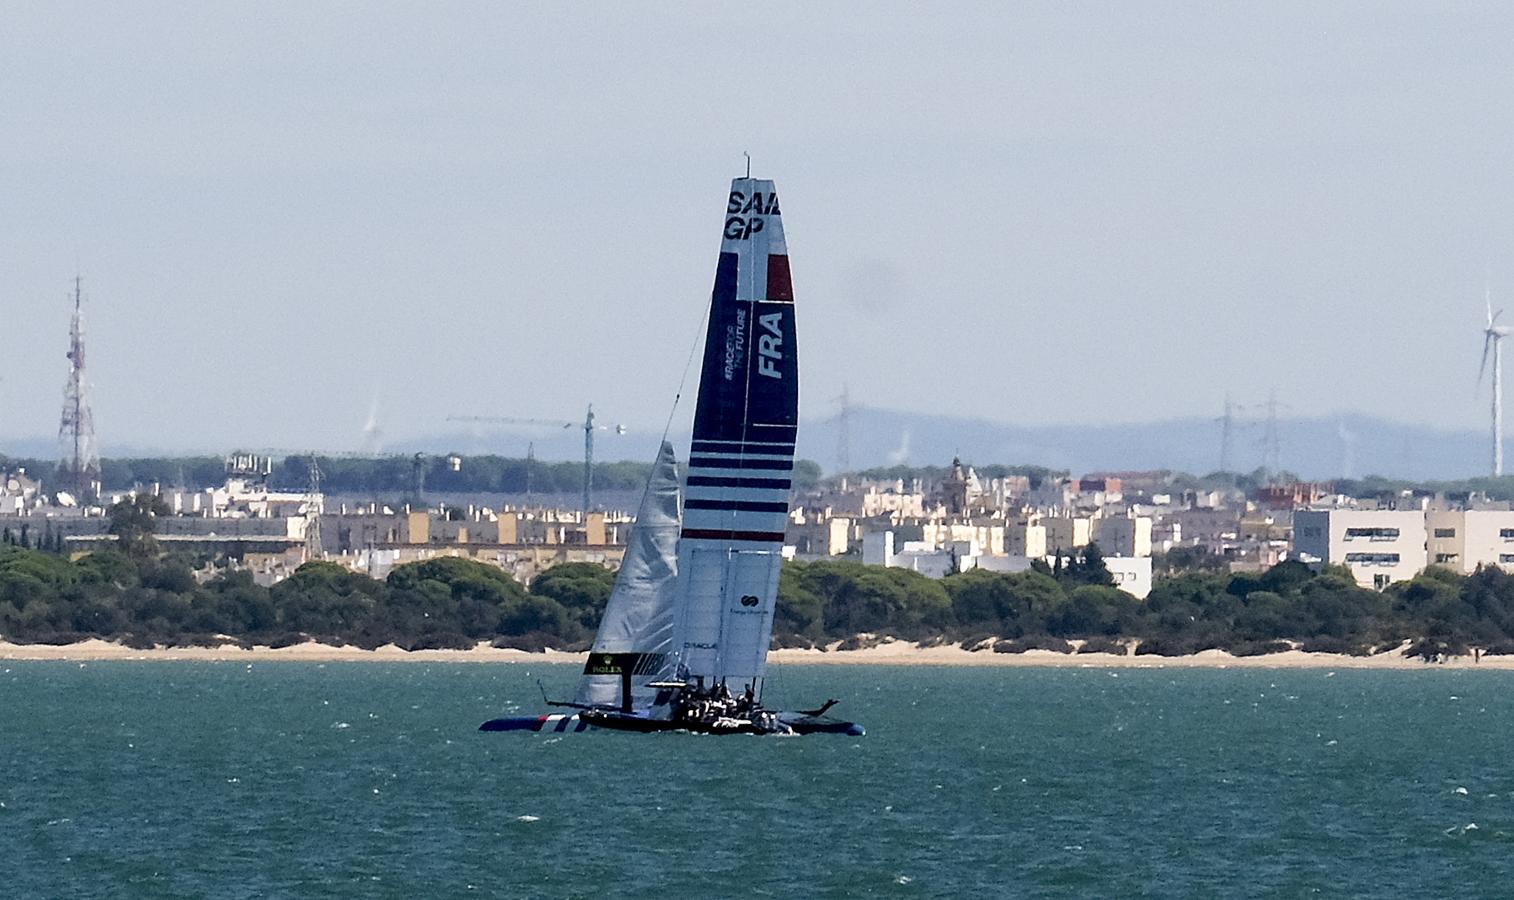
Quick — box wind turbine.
[1479,289,1511,477]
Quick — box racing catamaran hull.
[479,712,864,736]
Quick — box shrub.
[1299,636,1368,655]
[956,632,998,651]
[836,634,885,651]
[770,632,816,650]
[491,631,558,652]
[1134,637,1210,656]
[993,635,1072,654]
[1403,638,1467,662]
[1078,637,1126,655]
[1228,639,1291,657]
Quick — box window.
[1344,552,1401,565]
[1435,553,1460,564]
[1434,528,1456,538]
[1501,529,1514,540]
[1500,554,1514,564]
[1345,527,1400,541]
[1374,574,1391,590]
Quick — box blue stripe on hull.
[478,714,587,733]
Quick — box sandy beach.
[1,637,1509,669]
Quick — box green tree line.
[4,531,1514,660]
[0,454,823,497]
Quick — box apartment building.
[1292,509,1427,589]
[1426,510,1514,575]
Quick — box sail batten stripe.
[688,456,793,471]
[684,499,790,513]
[686,475,792,490]
[681,528,785,542]
[690,441,795,455]
[693,426,798,441]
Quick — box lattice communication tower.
[57,277,101,500]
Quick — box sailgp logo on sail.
[724,308,746,381]
[725,191,780,241]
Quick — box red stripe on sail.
[766,254,793,302]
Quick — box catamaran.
[481,175,863,737]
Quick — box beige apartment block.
[1043,516,1093,555]
[1427,509,1514,574]
[1293,509,1427,589]
[1006,520,1047,558]
[786,514,851,557]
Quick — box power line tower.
[57,276,100,501]
[1218,394,1237,473]
[1258,389,1289,482]
[833,383,852,475]
[304,454,323,561]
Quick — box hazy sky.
[4,2,1514,457]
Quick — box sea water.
[2,661,1513,898]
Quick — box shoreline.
[0,638,1508,669]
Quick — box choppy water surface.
[3,661,1513,898]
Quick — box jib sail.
[574,441,682,710]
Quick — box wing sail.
[674,178,797,694]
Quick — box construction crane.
[448,404,625,515]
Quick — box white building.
[862,530,1150,598]
[1292,509,1427,589]
[1104,556,1152,600]
[1426,509,1514,574]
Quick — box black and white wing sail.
[674,177,797,695]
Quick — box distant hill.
[796,409,1489,482]
[1,409,1495,482]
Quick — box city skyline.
[5,4,1514,454]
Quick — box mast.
[1497,336,1505,477]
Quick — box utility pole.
[525,441,535,507]
[57,276,100,501]
[582,405,595,516]
[1219,394,1236,474]
[410,453,427,502]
